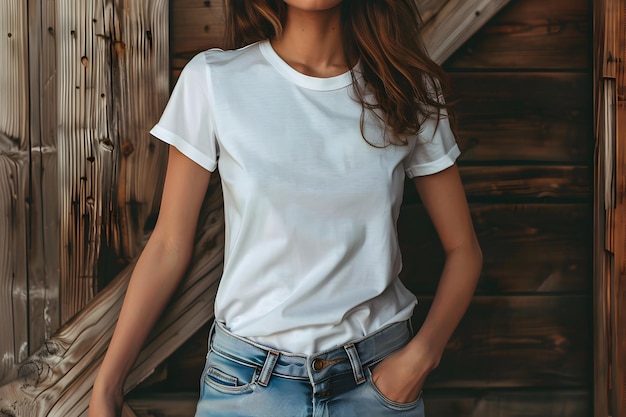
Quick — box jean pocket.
[203,349,257,395]
[365,368,422,412]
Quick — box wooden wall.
[414,0,593,413]
[129,1,594,416]
[0,0,170,383]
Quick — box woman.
[89,1,482,416]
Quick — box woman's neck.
[271,4,348,78]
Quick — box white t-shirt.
[150,40,460,354]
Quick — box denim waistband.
[210,320,413,387]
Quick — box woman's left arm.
[372,163,482,403]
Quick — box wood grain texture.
[451,72,593,163]
[613,5,626,416]
[171,0,225,70]
[0,155,29,381]
[57,0,170,321]
[593,1,624,415]
[0,0,30,381]
[399,203,591,295]
[57,0,112,322]
[403,166,592,203]
[0,180,224,417]
[27,0,61,362]
[445,0,591,70]
[423,389,591,417]
[0,0,29,150]
[414,295,592,388]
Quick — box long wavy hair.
[224,0,453,145]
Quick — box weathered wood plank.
[0,155,29,381]
[0,0,30,381]
[0,180,224,417]
[399,203,591,294]
[126,389,591,417]
[415,0,447,24]
[57,0,170,320]
[423,389,591,417]
[404,166,592,203]
[451,72,593,163]
[57,0,113,321]
[0,0,29,150]
[593,0,625,415]
[414,295,592,388]
[420,0,512,64]
[445,0,591,70]
[27,0,61,359]
[106,0,170,267]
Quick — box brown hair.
[224,0,453,145]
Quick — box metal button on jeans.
[312,358,324,371]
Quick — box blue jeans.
[194,321,425,417]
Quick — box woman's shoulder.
[187,41,264,72]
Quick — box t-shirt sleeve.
[403,83,460,178]
[150,52,218,172]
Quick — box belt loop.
[258,350,279,387]
[343,343,366,384]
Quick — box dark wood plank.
[445,0,590,70]
[399,203,592,294]
[171,0,225,70]
[423,389,591,417]
[450,72,593,163]
[414,295,592,388]
[127,393,198,417]
[404,166,592,203]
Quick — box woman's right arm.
[89,146,212,417]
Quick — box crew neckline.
[259,40,354,91]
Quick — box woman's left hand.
[370,341,439,403]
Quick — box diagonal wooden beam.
[421,0,512,65]
[0,179,224,417]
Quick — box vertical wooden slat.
[615,2,626,414]
[0,0,30,380]
[57,0,111,321]
[594,0,625,416]
[107,0,169,265]
[27,0,61,358]
[56,0,170,322]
